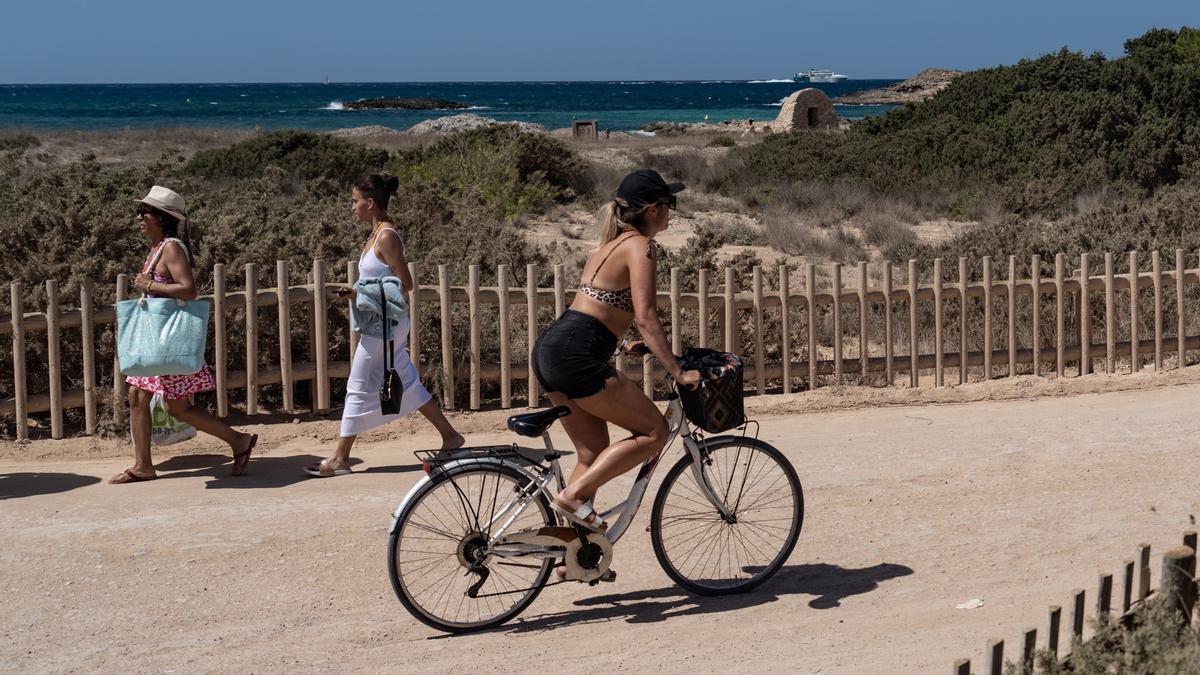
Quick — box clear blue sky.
[1,0,1196,83]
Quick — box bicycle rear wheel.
[388,462,555,632]
[650,436,803,595]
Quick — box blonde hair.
[597,198,654,245]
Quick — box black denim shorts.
[531,309,619,399]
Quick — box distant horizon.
[0,77,907,87]
[2,0,1191,85]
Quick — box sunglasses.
[135,205,158,218]
[659,195,677,210]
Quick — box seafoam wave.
[324,101,345,111]
[466,106,492,110]
[749,78,793,84]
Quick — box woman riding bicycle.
[532,169,701,532]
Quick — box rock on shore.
[404,113,545,135]
[834,68,962,105]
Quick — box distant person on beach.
[741,119,754,137]
[529,170,701,531]
[305,175,464,477]
[111,186,257,484]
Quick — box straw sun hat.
[134,185,187,220]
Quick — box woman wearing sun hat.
[110,186,257,484]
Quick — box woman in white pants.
[305,175,464,477]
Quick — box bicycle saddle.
[507,406,571,437]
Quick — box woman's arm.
[628,239,685,379]
[375,227,414,292]
[133,242,197,300]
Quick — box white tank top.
[359,229,403,278]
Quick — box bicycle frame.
[388,391,735,562]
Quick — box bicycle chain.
[467,576,571,599]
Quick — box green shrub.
[0,133,40,152]
[705,135,736,148]
[185,130,388,181]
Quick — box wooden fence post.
[113,275,130,427]
[554,263,566,319]
[1153,250,1163,371]
[527,263,540,406]
[409,262,420,380]
[724,267,736,354]
[806,264,816,389]
[754,266,766,393]
[1130,251,1140,373]
[468,265,480,410]
[832,263,842,383]
[1047,605,1062,658]
[11,282,27,440]
[1055,253,1065,377]
[933,258,943,386]
[983,256,993,378]
[1080,253,1091,376]
[1177,249,1186,368]
[670,268,681,356]
[45,280,62,439]
[244,265,258,415]
[498,264,511,408]
[212,265,228,417]
[276,260,294,412]
[80,279,96,434]
[985,639,1003,675]
[439,264,454,409]
[884,263,894,385]
[1122,558,1135,613]
[1031,254,1041,376]
[959,257,968,384]
[953,659,970,675]
[1162,546,1196,623]
[1007,256,1016,378]
[857,262,868,383]
[908,259,918,388]
[1097,572,1113,616]
[698,268,709,348]
[312,259,329,413]
[779,263,791,393]
[1070,588,1086,642]
[1105,252,1116,374]
[1138,543,1152,601]
[1020,629,1036,675]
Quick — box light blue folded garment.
[351,276,409,339]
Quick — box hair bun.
[384,175,400,193]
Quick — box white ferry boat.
[794,69,849,84]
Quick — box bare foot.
[441,432,465,450]
[303,458,352,477]
[552,489,605,530]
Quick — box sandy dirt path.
[3,380,1199,673]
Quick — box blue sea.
[0,80,901,132]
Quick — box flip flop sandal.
[303,461,352,478]
[551,498,608,532]
[109,468,156,484]
[231,434,258,476]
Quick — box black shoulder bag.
[378,279,404,415]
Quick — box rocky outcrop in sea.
[343,98,469,110]
[834,68,963,105]
[404,113,545,135]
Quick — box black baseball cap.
[616,169,685,208]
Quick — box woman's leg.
[163,398,250,449]
[546,391,609,486]
[554,372,668,509]
[111,387,156,482]
[416,399,465,449]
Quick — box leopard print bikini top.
[579,232,639,312]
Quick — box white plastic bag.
[150,393,196,446]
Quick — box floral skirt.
[126,364,215,400]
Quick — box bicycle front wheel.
[388,462,555,632]
[650,436,803,595]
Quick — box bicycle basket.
[677,348,746,433]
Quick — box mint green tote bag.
[116,238,210,377]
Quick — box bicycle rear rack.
[414,444,572,471]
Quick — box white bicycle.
[387,373,804,633]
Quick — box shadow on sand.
[151,453,421,488]
[431,561,914,636]
[0,472,102,500]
